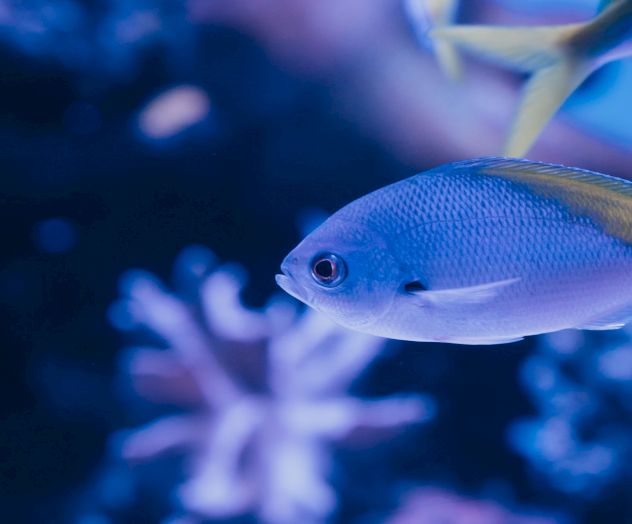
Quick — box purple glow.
[137,85,211,140]
[388,486,570,524]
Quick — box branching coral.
[388,486,569,524]
[508,328,632,497]
[109,245,434,523]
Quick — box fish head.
[276,216,402,330]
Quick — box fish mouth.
[276,256,315,304]
[275,272,309,304]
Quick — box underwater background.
[1,0,631,523]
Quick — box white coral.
[110,245,434,524]
[388,486,567,524]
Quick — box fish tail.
[432,22,598,156]
[434,39,463,81]
[505,59,593,157]
[406,0,463,80]
[429,0,464,81]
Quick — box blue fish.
[276,158,632,345]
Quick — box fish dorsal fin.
[449,157,632,242]
[452,157,632,197]
[406,277,520,307]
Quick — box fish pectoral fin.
[406,277,520,307]
[576,304,632,331]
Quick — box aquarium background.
[1,0,631,523]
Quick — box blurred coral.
[509,328,632,497]
[0,0,190,79]
[109,246,434,523]
[388,486,570,524]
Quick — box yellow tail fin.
[427,0,463,80]
[432,22,596,156]
[505,60,592,156]
[406,0,463,80]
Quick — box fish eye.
[310,253,347,287]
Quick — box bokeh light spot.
[137,85,211,140]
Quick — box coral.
[508,328,632,496]
[387,486,570,524]
[0,0,189,79]
[109,245,434,523]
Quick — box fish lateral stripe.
[445,157,632,243]
[446,157,632,197]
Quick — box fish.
[404,0,463,80]
[432,0,632,156]
[276,157,632,345]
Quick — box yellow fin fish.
[432,0,632,156]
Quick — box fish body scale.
[278,159,632,344]
[341,168,632,341]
